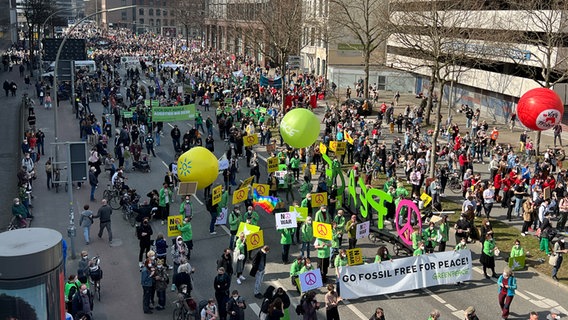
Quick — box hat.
[465,306,475,315]
[550,308,560,315]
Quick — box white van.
[45,60,97,76]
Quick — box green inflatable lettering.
[367,188,393,229]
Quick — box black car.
[345,98,374,116]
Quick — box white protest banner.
[275,211,297,230]
[299,268,323,293]
[218,154,229,171]
[356,221,370,240]
[338,249,472,299]
[215,208,228,225]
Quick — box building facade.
[0,0,17,49]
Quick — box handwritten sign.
[212,185,223,205]
[335,142,347,155]
[167,215,183,238]
[276,212,297,230]
[267,157,279,173]
[356,221,370,240]
[347,248,364,266]
[215,208,228,225]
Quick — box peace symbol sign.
[315,194,324,203]
[304,272,317,285]
[256,185,266,194]
[395,199,422,246]
[217,211,225,220]
[236,189,245,200]
[317,224,328,236]
[246,135,256,143]
[250,233,260,245]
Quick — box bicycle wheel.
[109,194,121,210]
[128,210,137,227]
[172,307,184,320]
[103,190,112,200]
[122,206,129,221]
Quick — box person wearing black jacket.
[137,218,153,267]
[214,267,231,320]
[217,248,234,277]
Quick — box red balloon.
[517,88,564,131]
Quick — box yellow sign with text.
[335,142,347,155]
[312,221,332,240]
[232,187,249,205]
[252,183,270,196]
[319,142,327,154]
[243,134,259,147]
[246,230,264,251]
[311,192,328,207]
[267,157,279,173]
[167,215,183,238]
[347,248,364,266]
[212,185,223,205]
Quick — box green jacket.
[334,255,348,268]
[228,210,241,231]
[333,215,346,234]
[483,239,496,257]
[177,221,193,241]
[395,186,409,198]
[290,157,300,169]
[218,191,229,211]
[422,227,439,247]
[280,228,294,245]
[242,210,259,225]
[235,237,246,254]
[159,187,172,207]
[314,209,331,224]
[331,227,341,248]
[510,245,525,258]
[290,259,303,277]
[283,173,295,189]
[439,222,449,242]
[299,264,314,274]
[413,248,425,256]
[300,182,312,199]
[301,223,314,243]
[411,231,421,250]
[315,238,331,258]
[374,253,392,263]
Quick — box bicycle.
[172,295,197,320]
[447,173,462,193]
[102,184,122,210]
[89,256,103,301]
[8,215,31,230]
[121,193,140,227]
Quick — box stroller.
[132,154,151,172]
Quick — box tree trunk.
[536,131,541,154]
[185,26,189,46]
[424,71,436,125]
[429,81,445,178]
[364,50,370,99]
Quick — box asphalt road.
[15,71,568,320]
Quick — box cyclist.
[11,197,31,228]
[111,168,129,190]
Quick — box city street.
[4,70,568,320]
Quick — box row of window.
[138,8,168,16]
[138,0,169,6]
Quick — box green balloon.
[279,108,320,148]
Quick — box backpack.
[198,299,209,314]
[295,293,307,315]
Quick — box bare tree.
[22,0,55,68]
[172,0,206,44]
[504,0,568,153]
[328,0,389,99]
[389,0,493,177]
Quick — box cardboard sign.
[347,248,364,266]
[544,187,551,200]
[508,255,525,271]
[319,142,327,154]
[167,215,183,238]
[266,143,276,153]
[356,221,370,240]
[178,182,198,195]
[420,193,432,207]
[212,185,223,205]
[267,157,279,173]
[313,221,332,240]
[311,192,328,207]
[216,207,228,225]
[299,268,323,293]
[335,142,347,155]
[252,183,270,196]
[290,206,308,222]
[275,211,298,230]
[246,230,264,251]
[237,222,260,236]
[240,176,255,189]
[243,134,259,147]
[232,187,249,205]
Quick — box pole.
[66,143,77,260]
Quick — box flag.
[344,130,354,145]
[252,189,281,213]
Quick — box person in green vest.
[413,241,426,256]
[299,257,315,274]
[300,180,313,199]
[243,205,260,226]
[290,155,301,181]
[290,256,304,288]
[438,214,450,252]
[374,246,393,263]
[301,194,313,217]
[179,195,193,220]
[395,181,409,198]
[331,157,342,185]
[228,206,241,250]
[283,171,295,202]
[455,237,467,251]
[177,216,193,260]
[64,274,82,312]
[314,205,331,224]
[422,221,439,254]
[333,249,348,295]
[195,112,204,133]
[279,227,294,264]
[330,221,342,268]
[314,237,332,282]
[300,217,314,259]
[383,176,397,192]
[480,232,498,279]
[158,182,173,225]
[510,239,525,258]
[277,149,287,164]
[411,225,422,250]
[333,210,346,248]
[345,214,358,249]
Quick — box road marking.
[452,310,464,319]
[161,160,168,168]
[445,304,457,312]
[221,225,230,235]
[249,303,261,316]
[167,123,174,128]
[515,291,530,300]
[423,288,445,303]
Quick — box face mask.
[82,290,88,294]
[486,222,490,226]
[148,264,153,267]
[460,217,464,220]
[143,221,148,225]
[562,240,566,243]
[186,200,190,203]
[307,264,311,267]
[233,296,238,300]
[82,256,88,260]
[151,256,156,260]
[515,244,519,248]
[182,288,187,294]
[178,239,183,243]
[429,226,434,230]
[322,209,326,212]
[503,273,508,278]
[157,265,163,269]
[420,246,425,250]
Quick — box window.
[149,19,154,26]
[121,11,127,21]
[156,9,160,16]
[139,8,144,15]
[156,19,161,26]
[162,10,167,16]
[139,18,144,25]
[149,8,153,16]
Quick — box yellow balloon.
[177,147,219,190]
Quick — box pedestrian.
[94,199,113,244]
[228,207,241,249]
[88,167,98,201]
[428,309,441,320]
[324,284,342,320]
[345,214,358,249]
[141,259,155,314]
[300,217,314,259]
[497,267,517,320]
[301,290,320,320]
[214,266,231,320]
[273,287,291,319]
[259,286,276,320]
[369,307,386,320]
[177,216,193,260]
[529,311,539,320]
[552,237,567,281]
[179,195,193,220]
[234,232,247,285]
[71,284,94,319]
[217,248,234,279]
[79,204,93,245]
[279,226,294,264]
[173,262,194,296]
[438,214,449,252]
[251,245,270,298]
[267,298,285,320]
[171,236,189,291]
[464,306,479,320]
[137,217,153,267]
[201,298,220,320]
[226,289,247,320]
[547,308,562,320]
[154,259,169,310]
[554,124,563,147]
[315,237,332,282]
[480,232,498,279]
[144,133,156,157]
[158,182,173,225]
[206,194,219,235]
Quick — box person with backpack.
[258,286,276,320]
[214,267,231,320]
[72,284,94,319]
[298,290,319,320]
[200,298,219,320]
[64,275,82,314]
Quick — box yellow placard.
[319,142,327,154]
[252,183,270,196]
[240,176,255,188]
[267,157,279,173]
[313,221,332,240]
[347,248,364,266]
[290,206,308,222]
[167,215,183,238]
[212,185,223,205]
[311,192,328,207]
[310,164,316,175]
[237,222,260,236]
[232,187,249,205]
[329,141,337,152]
[420,192,432,207]
[335,142,347,155]
[246,230,264,251]
[243,134,259,147]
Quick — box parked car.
[345,98,374,116]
